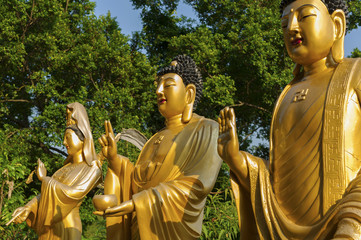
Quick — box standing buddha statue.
[95,55,222,240]
[218,0,361,239]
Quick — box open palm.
[218,107,240,165]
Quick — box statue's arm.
[98,120,134,176]
[104,155,134,203]
[41,165,101,200]
[218,107,252,191]
[6,194,40,226]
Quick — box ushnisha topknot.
[157,55,203,109]
[280,0,349,30]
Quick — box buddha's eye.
[298,7,317,21]
[164,80,176,88]
[300,14,316,20]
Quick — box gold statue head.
[65,102,98,166]
[156,55,203,123]
[280,0,347,71]
[64,126,84,157]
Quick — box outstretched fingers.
[225,106,231,132]
[93,210,105,216]
[218,117,222,134]
[37,158,43,167]
[107,120,115,138]
[220,108,226,133]
[227,108,237,139]
[104,120,109,137]
[230,107,236,124]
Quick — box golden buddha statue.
[7,102,102,239]
[94,55,222,239]
[218,0,361,239]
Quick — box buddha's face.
[281,0,335,66]
[156,73,187,119]
[63,129,83,156]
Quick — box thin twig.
[0,99,30,103]
[229,101,271,113]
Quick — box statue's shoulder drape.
[105,115,222,240]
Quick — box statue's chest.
[132,129,182,189]
[275,73,332,142]
[144,129,179,163]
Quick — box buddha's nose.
[156,84,164,96]
[288,15,300,34]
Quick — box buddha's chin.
[158,106,166,116]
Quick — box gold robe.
[232,58,361,239]
[25,161,101,239]
[104,115,222,240]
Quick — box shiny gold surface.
[7,102,102,240]
[218,0,361,239]
[93,194,118,212]
[96,62,222,239]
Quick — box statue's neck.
[303,58,329,77]
[165,114,186,129]
[69,152,84,164]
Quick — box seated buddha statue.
[7,102,102,239]
[218,0,361,239]
[95,55,222,240]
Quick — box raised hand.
[36,159,47,182]
[218,107,249,188]
[98,120,118,161]
[218,107,240,164]
[6,206,31,226]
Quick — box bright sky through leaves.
[94,0,361,57]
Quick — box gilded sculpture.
[6,102,102,239]
[218,0,361,239]
[94,55,222,239]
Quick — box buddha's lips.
[292,38,303,46]
[158,99,166,104]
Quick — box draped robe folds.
[25,161,101,239]
[232,58,361,239]
[104,115,222,240]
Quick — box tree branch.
[229,101,271,113]
[28,141,68,157]
[48,146,68,157]
[0,99,30,103]
[65,0,69,12]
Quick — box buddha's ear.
[330,9,346,63]
[182,84,196,123]
[185,84,196,105]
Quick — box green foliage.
[201,185,239,240]
[348,0,361,31]
[351,47,361,58]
